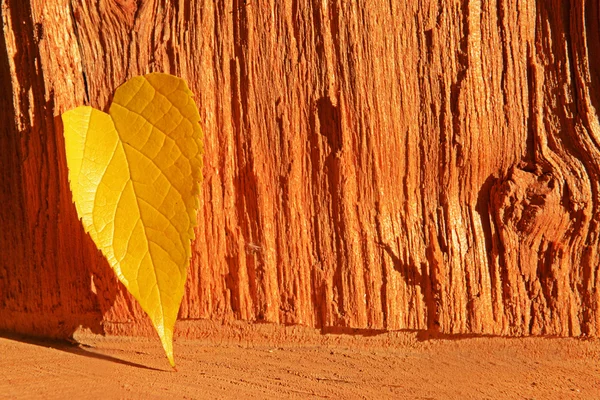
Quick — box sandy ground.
[1,326,600,399]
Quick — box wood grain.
[1,0,600,338]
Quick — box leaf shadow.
[0,332,166,372]
[0,0,120,341]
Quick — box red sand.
[2,326,600,399]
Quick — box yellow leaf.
[62,73,203,367]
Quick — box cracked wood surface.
[1,0,600,338]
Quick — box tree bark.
[1,0,600,339]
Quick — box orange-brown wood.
[1,0,600,339]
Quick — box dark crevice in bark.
[0,3,27,313]
[68,0,90,103]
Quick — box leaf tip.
[168,353,176,369]
[158,325,176,368]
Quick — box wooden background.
[1,0,600,339]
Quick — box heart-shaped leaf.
[62,73,203,367]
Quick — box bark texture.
[1,0,600,338]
